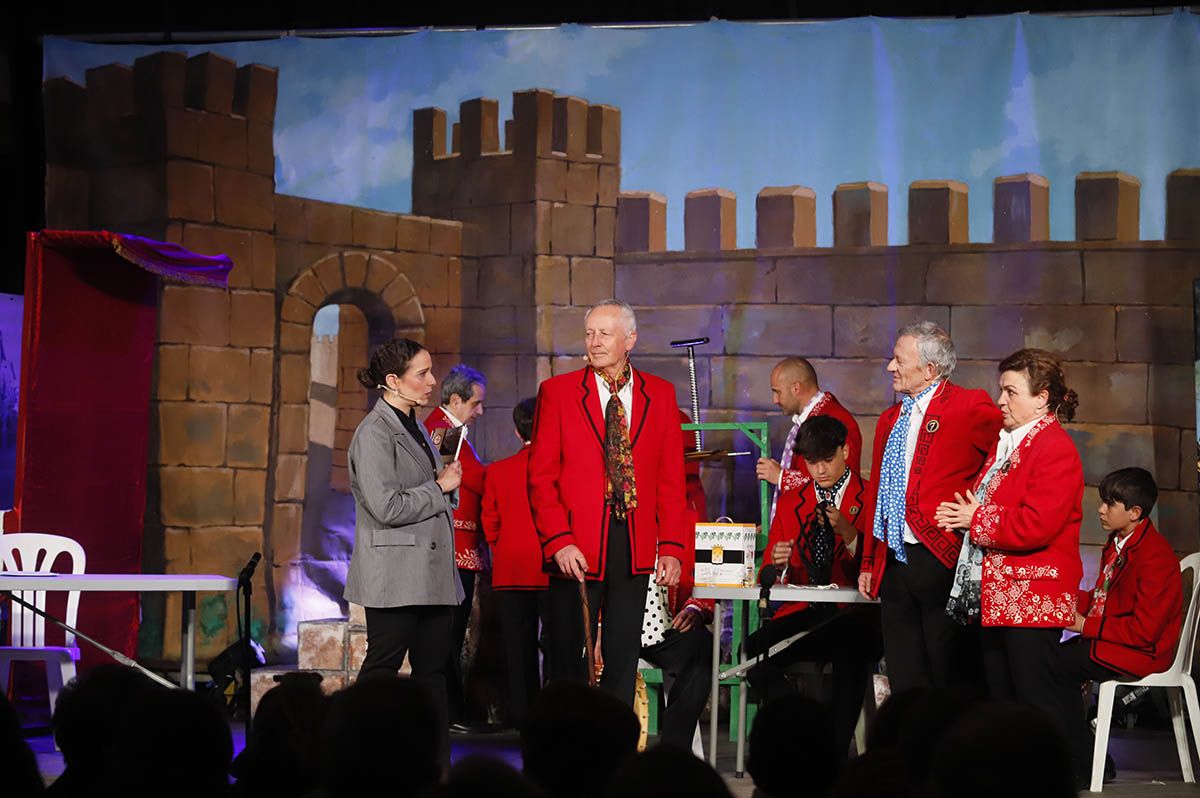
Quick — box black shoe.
[449,722,473,735]
[1104,753,1116,783]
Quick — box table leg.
[736,652,748,776]
[181,591,196,690]
[708,597,722,767]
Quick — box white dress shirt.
[901,382,942,545]
[594,366,634,423]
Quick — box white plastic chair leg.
[1167,688,1194,783]
[1091,681,1116,792]
[854,703,868,755]
[1179,675,1200,783]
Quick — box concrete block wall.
[412,90,620,463]
[610,171,1200,579]
[44,51,280,660]
[271,195,464,653]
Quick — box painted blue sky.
[45,12,1200,248]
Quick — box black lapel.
[578,369,605,449]
[630,369,651,449]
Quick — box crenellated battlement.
[414,89,619,167]
[45,51,277,173]
[616,170,1200,254]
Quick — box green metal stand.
[682,421,770,741]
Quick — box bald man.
[756,358,862,522]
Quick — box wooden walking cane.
[579,580,599,687]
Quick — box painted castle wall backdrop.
[41,50,1200,662]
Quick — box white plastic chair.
[1090,551,1200,792]
[0,532,87,714]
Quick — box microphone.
[670,337,710,348]
[758,564,779,615]
[238,552,262,586]
[378,384,426,406]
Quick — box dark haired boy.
[481,397,546,729]
[1053,466,1183,784]
[744,415,883,757]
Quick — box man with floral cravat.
[528,299,688,707]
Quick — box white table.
[0,573,238,690]
[691,584,876,774]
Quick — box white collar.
[439,406,464,428]
[594,365,635,393]
[997,413,1044,452]
[791,391,826,426]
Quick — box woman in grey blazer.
[345,338,464,746]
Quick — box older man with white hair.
[528,299,688,706]
[858,322,1001,692]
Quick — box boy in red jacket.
[1054,467,1183,783]
[481,398,547,729]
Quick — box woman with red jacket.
[935,349,1083,708]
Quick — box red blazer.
[529,366,688,579]
[780,393,864,492]
[761,471,871,618]
[860,382,1001,597]
[425,407,487,571]
[482,447,548,590]
[1076,519,1183,677]
[969,414,1083,628]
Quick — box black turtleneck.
[388,402,437,471]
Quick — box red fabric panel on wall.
[10,233,160,665]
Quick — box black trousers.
[744,604,883,756]
[641,625,713,750]
[360,604,454,763]
[994,632,1120,780]
[447,568,476,723]
[879,543,977,692]
[495,588,545,729]
[544,519,649,706]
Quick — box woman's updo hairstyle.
[997,348,1079,423]
[357,338,427,391]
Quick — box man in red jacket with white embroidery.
[756,358,862,524]
[481,397,546,729]
[1054,467,1183,783]
[858,322,1001,692]
[529,299,687,707]
[425,363,487,726]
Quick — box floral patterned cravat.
[597,362,637,520]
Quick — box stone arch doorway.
[270,251,424,652]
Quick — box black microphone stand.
[237,552,261,734]
[754,565,779,708]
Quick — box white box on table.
[693,521,758,587]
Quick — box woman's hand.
[436,460,463,493]
[1067,612,1086,633]
[935,490,981,531]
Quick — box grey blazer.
[344,399,464,608]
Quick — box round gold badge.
[925,420,940,434]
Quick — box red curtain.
[10,231,230,667]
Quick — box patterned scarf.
[872,383,938,564]
[597,362,637,520]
